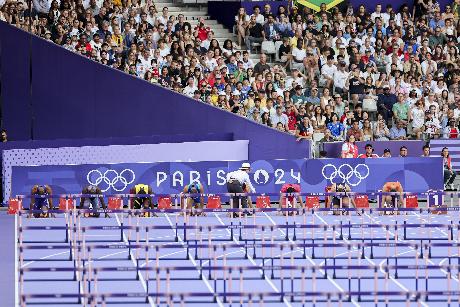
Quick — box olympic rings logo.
[86,169,135,192]
[321,164,370,187]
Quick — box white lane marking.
[263,212,360,307]
[21,251,69,268]
[115,213,155,307]
[139,250,185,268]
[214,213,292,307]
[165,214,224,307]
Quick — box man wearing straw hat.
[226,163,256,217]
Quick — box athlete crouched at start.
[280,183,303,215]
[130,184,156,217]
[79,185,109,217]
[182,182,205,216]
[30,185,53,218]
[381,181,403,214]
[328,182,355,215]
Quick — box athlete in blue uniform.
[29,185,53,218]
[182,182,205,215]
[79,185,109,217]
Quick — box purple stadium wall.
[0,22,310,160]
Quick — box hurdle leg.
[301,268,305,306]
[312,267,317,305]
[156,268,160,305]
[384,268,389,306]
[166,269,171,306]
[374,267,378,306]
[280,245,284,296]
[239,268,243,306]
[290,245,294,301]
[239,197,242,219]
[145,244,150,299]
[229,268,233,306]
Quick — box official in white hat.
[226,163,256,217]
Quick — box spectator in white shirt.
[270,106,289,128]
[320,55,337,90]
[251,6,265,24]
[183,77,198,97]
[334,62,349,95]
[226,163,255,216]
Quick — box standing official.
[226,163,256,217]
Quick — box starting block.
[108,197,122,209]
[404,195,418,208]
[256,196,271,208]
[158,197,172,209]
[305,196,320,209]
[207,196,221,209]
[354,195,369,208]
[59,197,75,210]
[8,198,22,214]
[428,190,446,215]
[281,197,298,208]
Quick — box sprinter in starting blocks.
[80,185,109,218]
[29,185,53,218]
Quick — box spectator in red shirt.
[284,104,298,133]
[358,144,379,158]
[443,120,459,139]
[194,17,211,42]
[75,34,92,55]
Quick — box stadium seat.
[256,195,271,208]
[251,42,261,54]
[158,196,172,209]
[313,133,324,143]
[8,198,22,214]
[108,197,122,209]
[261,41,276,61]
[207,195,221,209]
[274,40,283,62]
[59,197,75,210]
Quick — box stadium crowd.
[1,0,460,142]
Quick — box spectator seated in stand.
[3,0,459,147]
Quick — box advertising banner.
[10,158,442,198]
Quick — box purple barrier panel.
[0,22,32,141]
[240,1,289,18]
[208,1,288,31]
[11,157,442,198]
[0,22,309,161]
[323,140,425,158]
[208,1,242,30]
[0,133,234,151]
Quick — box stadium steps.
[156,2,260,62]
